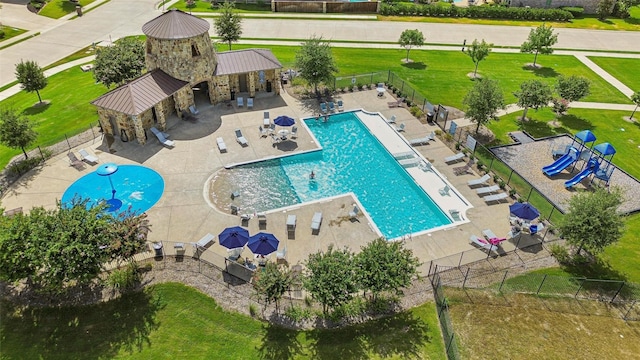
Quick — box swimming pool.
[219,111,451,238]
[62,165,164,215]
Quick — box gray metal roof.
[215,49,283,76]
[91,70,189,115]
[142,9,209,40]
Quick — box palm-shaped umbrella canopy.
[509,202,540,221]
[218,226,250,249]
[247,232,279,256]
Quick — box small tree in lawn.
[556,75,591,103]
[596,0,615,20]
[399,29,425,63]
[629,91,640,121]
[355,238,420,301]
[465,39,492,78]
[15,60,47,104]
[520,24,558,68]
[294,35,338,97]
[0,108,37,159]
[462,79,505,133]
[303,245,357,315]
[94,37,145,88]
[514,80,553,121]
[254,263,292,313]
[214,1,242,51]
[558,188,625,256]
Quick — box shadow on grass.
[0,289,163,359]
[558,114,594,132]
[22,101,52,115]
[402,62,427,70]
[258,319,306,360]
[522,65,559,78]
[519,117,557,138]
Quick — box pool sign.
[259,71,265,84]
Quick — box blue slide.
[542,148,578,176]
[565,159,599,188]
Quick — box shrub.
[106,262,140,291]
[498,179,506,189]
[409,106,423,118]
[477,162,485,171]
[249,303,258,317]
[304,295,313,307]
[493,174,500,183]
[379,3,573,21]
[0,30,5,39]
[284,305,314,322]
[561,6,584,17]
[7,156,43,176]
[549,244,571,264]
[455,142,462,150]
[509,188,517,197]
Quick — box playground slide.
[542,148,578,176]
[565,159,600,188]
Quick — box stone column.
[131,115,147,145]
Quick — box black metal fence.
[432,273,460,360]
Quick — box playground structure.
[543,130,616,189]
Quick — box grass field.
[38,0,97,19]
[0,26,27,42]
[170,0,271,13]
[446,287,640,359]
[0,282,445,359]
[588,56,640,92]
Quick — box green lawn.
[170,0,271,13]
[0,26,27,42]
[38,0,97,19]
[0,282,445,359]
[588,56,640,92]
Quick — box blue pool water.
[62,165,164,215]
[225,111,451,238]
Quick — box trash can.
[75,5,82,16]
[427,112,435,123]
[230,90,235,101]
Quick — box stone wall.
[173,87,194,119]
[145,33,217,87]
[96,108,132,142]
[510,0,599,13]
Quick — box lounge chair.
[235,129,248,146]
[67,152,85,170]
[467,174,491,187]
[449,209,463,221]
[247,98,254,109]
[196,233,215,250]
[189,105,199,115]
[476,185,500,196]
[328,102,336,112]
[291,126,298,139]
[387,115,397,124]
[453,160,474,176]
[311,212,323,233]
[150,127,175,148]
[258,213,267,227]
[268,123,276,133]
[426,131,436,141]
[376,83,385,97]
[349,205,359,219]
[230,205,239,215]
[78,148,98,164]
[484,193,508,204]
[320,102,328,114]
[237,97,244,107]
[395,123,405,132]
[270,133,281,145]
[259,126,268,137]
[409,136,431,146]
[482,229,498,240]
[419,161,434,172]
[470,235,499,254]
[443,152,465,164]
[439,185,451,196]
[263,111,270,127]
[337,100,344,112]
[388,97,404,108]
[216,137,227,152]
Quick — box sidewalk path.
[574,55,634,98]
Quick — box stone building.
[92,9,283,145]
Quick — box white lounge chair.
[259,126,268,137]
[150,127,175,148]
[439,185,451,196]
[328,102,336,112]
[78,148,98,164]
[235,129,248,146]
[476,185,500,196]
[196,233,215,250]
[276,247,287,262]
[287,215,296,230]
[444,152,465,164]
[263,111,270,127]
[237,97,244,107]
[426,131,436,141]
[376,83,385,97]
[349,205,359,219]
[482,229,498,240]
[337,100,344,112]
[320,102,328,114]
[247,98,254,109]
[470,235,499,254]
[387,115,397,124]
[291,126,298,139]
[467,174,491,187]
[189,105,199,115]
[409,136,431,146]
[216,137,227,152]
[449,209,463,221]
[311,212,323,233]
[395,123,405,132]
[484,192,508,204]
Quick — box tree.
[558,188,625,256]
[213,1,242,51]
[253,263,292,312]
[303,246,357,314]
[93,37,145,88]
[0,198,150,294]
[514,80,553,121]
[465,39,492,78]
[294,36,338,96]
[355,238,420,301]
[555,75,591,103]
[398,29,425,63]
[462,79,505,133]
[15,60,47,104]
[597,0,615,20]
[0,108,38,159]
[520,24,558,67]
[630,91,640,120]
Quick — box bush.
[549,244,571,264]
[249,303,258,317]
[0,30,5,39]
[284,305,314,322]
[7,156,44,176]
[105,262,140,291]
[379,3,573,21]
[409,106,423,118]
[498,179,506,189]
[561,6,584,17]
[509,188,517,197]
[493,174,500,183]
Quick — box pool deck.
[1,89,520,274]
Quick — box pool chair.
[376,83,385,97]
[196,233,215,251]
[67,152,86,170]
[349,205,359,219]
[484,192,508,204]
[291,126,298,139]
[328,101,336,112]
[259,126,268,138]
[453,160,474,176]
[476,185,500,196]
[439,185,451,196]
[237,97,244,107]
[467,174,490,187]
[263,111,270,127]
[320,102,328,114]
[482,228,498,240]
[235,129,248,146]
[337,100,344,112]
[388,97,404,108]
[443,152,464,164]
[387,115,397,124]
[409,136,430,146]
[216,137,227,152]
[449,209,463,221]
[311,212,323,234]
[268,123,276,133]
[470,235,499,254]
[150,127,175,148]
[247,98,254,109]
[395,123,406,132]
[78,148,98,165]
[258,213,267,228]
[189,105,199,115]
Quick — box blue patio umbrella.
[96,162,122,212]
[273,115,295,127]
[218,226,250,249]
[248,232,280,256]
[509,202,540,221]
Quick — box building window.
[191,44,200,57]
